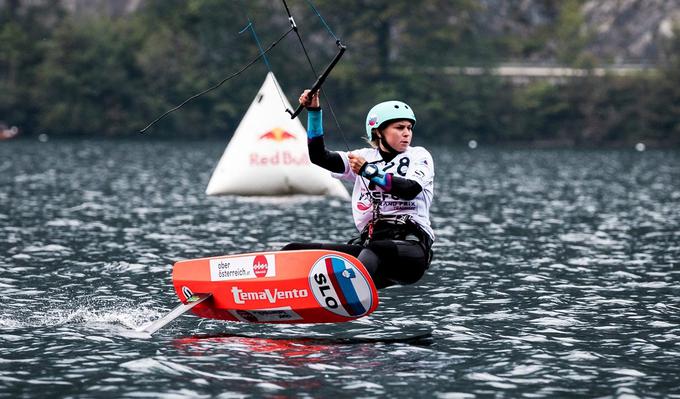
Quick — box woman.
[283,90,434,289]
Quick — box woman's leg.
[362,239,430,289]
[282,242,381,284]
[281,242,363,257]
[281,240,430,290]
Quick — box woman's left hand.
[298,89,320,108]
[348,153,366,174]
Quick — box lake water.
[1,139,679,398]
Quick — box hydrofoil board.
[172,250,379,324]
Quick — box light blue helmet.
[365,100,416,140]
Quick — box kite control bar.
[286,42,346,119]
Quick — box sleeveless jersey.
[332,146,435,241]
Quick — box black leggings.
[281,240,430,289]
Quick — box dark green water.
[1,139,679,398]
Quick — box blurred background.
[1,0,679,146]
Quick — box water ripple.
[0,141,678,397]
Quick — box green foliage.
[36,18,141,135]
[0,1,66,133]
[0,0,677,146]
[554,0,591,65]
[653,25,680,142]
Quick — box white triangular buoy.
[206,72,349,199]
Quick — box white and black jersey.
[333,146,435,241]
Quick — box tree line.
[1,0,678,146]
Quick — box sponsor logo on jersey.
[357,191,416,211]
[356,201,371,211]
[309,255,374,318]
[231,287,309,305]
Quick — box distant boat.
[0,125,19,140]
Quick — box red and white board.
[172,250,379,324]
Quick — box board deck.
[172,249,379,324]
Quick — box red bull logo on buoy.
[251,127,308,166]
[259,127,297,142]
[249,151,310,166]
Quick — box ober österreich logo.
[252,255,268,278]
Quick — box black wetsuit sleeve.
[308,136,345,173]
[386,175,422,200]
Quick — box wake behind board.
[173,250,379,324]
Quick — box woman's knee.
[365,239,429,286]
[394,265,427,285]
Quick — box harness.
[349,213,433,262]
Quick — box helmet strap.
[377,131,400,157]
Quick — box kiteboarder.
[283,90,434,289]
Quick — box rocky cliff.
[583,0,679,62]
[53,0,680,64]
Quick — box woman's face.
[378,119,413,153]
